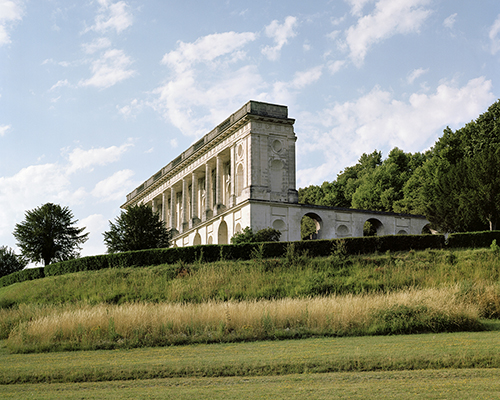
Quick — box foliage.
[13,203,88,266]
[420,100,500,232]
[230,227,281,244]
[0,246,26,278]
[103,204,171,253]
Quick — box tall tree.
[421,99,500,232]
[13,203,88,266]
[0,246,27,278]
[103,204,171,253]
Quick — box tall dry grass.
[7,286,483,353]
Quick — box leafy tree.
[103,204,171,253]
[0,246,27,278]
[13,203,88,266]
[420,100,500,232]
[230,227,281,244]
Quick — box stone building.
[122,101,429,246]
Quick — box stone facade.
[122,101,429,246]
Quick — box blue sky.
[1,0,499,262]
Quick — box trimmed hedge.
[0,267,45,288]
[0,233,446,287]
[447,230,500,249]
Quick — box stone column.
[215,154,223,213]
[181,178,188,232]
[151,199,156,214]
[230,145,236,207]
[170,187,176,231]
[205,161,212,219]
[191,170,199,226]
[162,192,166,222]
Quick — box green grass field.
[1,329,500,399]
[1,247,500,398]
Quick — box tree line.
[299,99,500,233]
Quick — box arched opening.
[208,236,213,244]
[397,229,408,235]
[235,223,241,234]
[193,232,202,245]
[363,218,383,237]
[301,213,322,240]
[421,224,432,234]
[236,164,244,197]
[218,220,228,244]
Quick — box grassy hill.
[1,247,499,353]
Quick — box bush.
[2,233,447,286]
[447,231,500,249]
[0,267,45,288]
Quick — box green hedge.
[0,267,45,288]
[1,233,446,287]
[447,230,500,249]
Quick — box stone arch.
[363,218,383,236]
[397,229,408,235]
[208,236,213,245]
[218,220,228,244]
[301,213,322,240]
[193,232,202,245]
[421,224,432,234]
[337,224,349,238]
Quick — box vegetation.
[2,246,500,353]
[299,99,500,233]
[12,203,88,266]
[103,204,171,253]
[230,227,282,244]
[1,331,500,384]
[0,246,26,278]
[3,369,500,399]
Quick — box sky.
[1,0,499,263]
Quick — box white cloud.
[343,0,432,66]
[0,124,11,136]
[407,67,428,84]
[297,77,495,186]
[50,79,71,91]
[155,32,263,137]
[82,37,112,54]
[0,142,134,244]
[489,14,500,55]
[0,0,24,46]
[161,31,256,73]
[328,60,346,74]
[87,0,133,34]
[443,13,457,30]
[262,16,298,61]
[345,0,374,17]
[66,142,133,173]
[91,169,135,202]
[79,49,135,88]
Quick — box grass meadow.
[1,246,500,397]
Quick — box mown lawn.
[1,328,500,385]
[2,369,500,399]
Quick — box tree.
[0,246,27,278]
[230,227,281,244]
[420,99,500,232]
[13,203,89,266]
[103,204,171,253]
